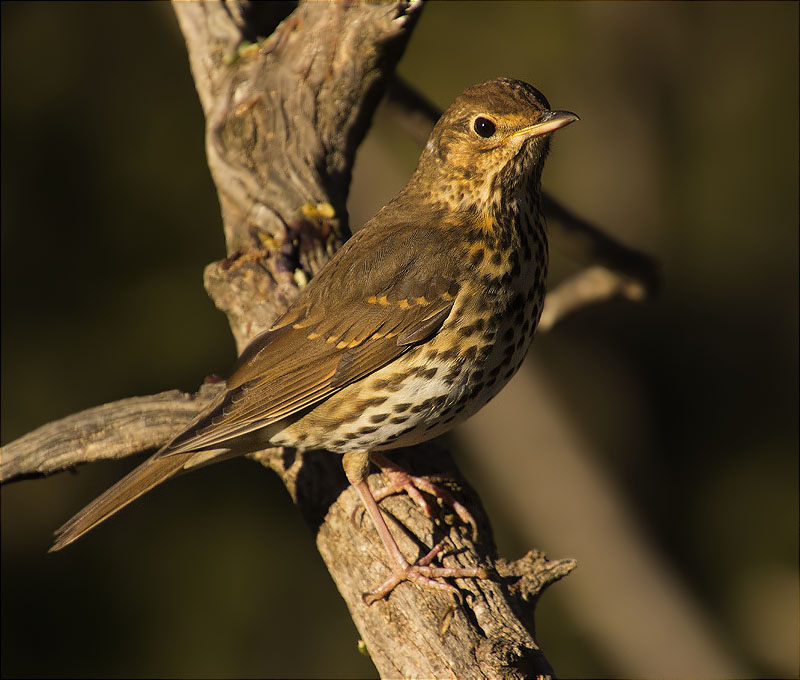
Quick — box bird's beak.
[512,110,580,139]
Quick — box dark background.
[2,2,797,678]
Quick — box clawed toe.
[363,540,489,604]
[369,452,479,540]
[344,451,489,605]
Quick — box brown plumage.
[51,78,577,599]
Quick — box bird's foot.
[369,451,478,540]
[363,540,489,604]
[342,451,488,604]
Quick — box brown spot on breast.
[476,297,493,313]
[361,396,389,408]
[461,345,478,362]
[438,347,459,362]
[410,398,436,413]
[373,373,406,391]
[443,365,462,385]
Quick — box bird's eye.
[473,116,496,138]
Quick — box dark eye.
[473,116,496,138]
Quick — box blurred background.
[2,2,797,678]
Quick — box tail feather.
[50,452,191,552]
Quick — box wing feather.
[51,217,465,550]
[160,293,456,457]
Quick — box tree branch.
[0,386,220,483]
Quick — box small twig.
[538,265,647,332]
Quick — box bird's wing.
[50,218,463,551]
[162,275,458,455]
[159,220,462,456]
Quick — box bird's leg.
[342,451,488,603]
[369,451,478,540]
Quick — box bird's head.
[410,78,578,213]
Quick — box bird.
[50,77,578,600]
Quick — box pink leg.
[369,451,478,540]
[342,451,488,603]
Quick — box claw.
[363,540,488,604]
[369,452,479,540]
[342,450,488,603]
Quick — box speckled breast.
[271,203,548,455]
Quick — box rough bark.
[1,2,583,677]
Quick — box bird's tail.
[49,451,190,552]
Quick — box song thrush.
[51,78,578,599]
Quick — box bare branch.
[0,386,220,483]
[538,265,648,332]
